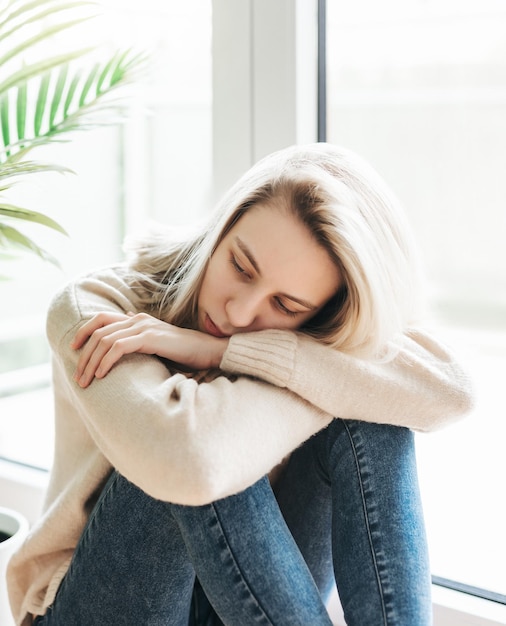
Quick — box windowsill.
[432,585,506,626]
[0,457,48,525]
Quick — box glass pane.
[0,0,212,470]
[327,0,506,596]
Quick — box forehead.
[225,204,341,304]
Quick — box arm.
[71,311,228,387]
[220,329,474,433]
[47,268,332,506]
[64,267,472,434]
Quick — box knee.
[327,419,415,468]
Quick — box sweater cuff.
[220,329,297,387]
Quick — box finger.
[71,312,130,349]
[76,327,144,387]
[94,335,145,378]
[74,321,130,383]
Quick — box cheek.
[285,313,313,331]
[280,319,303,332]
[201,259,225,303]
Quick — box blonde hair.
[127,143,424,358]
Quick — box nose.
[225,292,262,329]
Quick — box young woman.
[8,143,472,626]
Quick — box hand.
[71,311,228,388]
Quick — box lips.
[203,314,229,338]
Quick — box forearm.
[220,329,474,432]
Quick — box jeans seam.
[341,420,389,626]
[210,501,275,626]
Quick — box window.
[326,0,506,602]
[0,0,212,469]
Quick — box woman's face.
[198,203,342,337]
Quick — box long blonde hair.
[127,143,424,358]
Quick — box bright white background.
[326,0,506,603]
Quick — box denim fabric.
[34,420,431,625]
[274,419,432,625]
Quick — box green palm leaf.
[0,204,68,235]
[78,61,100,107]
[34,71,50,136]
[0,93,10,149]
[63,67,82,117]
[0,17,95,70]
[16,80,27,142]
[49,64,68,128]
[0,158,71,179]
[0,48,94,97]
[0,222,59,265]
[0,49,145,161]
[0,0,146,267]
[0,1,96,43]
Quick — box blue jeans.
[34,420,431,625]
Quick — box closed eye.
[274,297,300,317]
[230,254,250,278]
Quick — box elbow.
[421,384,475,434]
[449,365,476,419]
[424,363,476,433]
[455,383,475,417]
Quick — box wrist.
[210,336,229,368]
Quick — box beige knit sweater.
[7,265,473,625]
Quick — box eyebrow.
[234,236,318,311]
[235,236,261,274]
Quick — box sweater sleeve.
[46,268,333,506]
[220,329,473,433]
